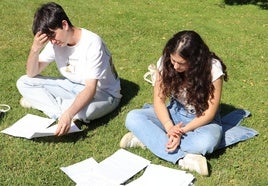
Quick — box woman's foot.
[178,154,208,176]
[119,132,146,149]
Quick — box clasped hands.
[166,122,185,152]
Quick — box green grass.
[0,0,267,185]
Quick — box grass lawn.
[0,0,267,185]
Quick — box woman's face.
[170,53,189,73]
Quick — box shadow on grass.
[223,0,268,9]
[85,78,140,129]
[0,112,7,121]
[219,102,237,117]
[206,103,247,175]
[206,142,241,176]
[200,103,237,154]
[33,78,140,143]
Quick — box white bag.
[143,57,163,86]
[143,64,157,86]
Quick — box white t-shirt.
[39,28,121,98]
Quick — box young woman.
[120,30,228,176]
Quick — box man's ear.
[62,20,69,30]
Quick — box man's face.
[48,28,68,47]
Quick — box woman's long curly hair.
[160,30,228,116]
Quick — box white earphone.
[0,104,10,113]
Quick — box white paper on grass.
[60,158,112,185]
[1,114,81,139]
[60,149,151,185]
[94,149,151,184]
[126,164,195,186]
[60,155,119,186]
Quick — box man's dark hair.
[32,2,73,36]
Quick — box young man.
[17,2,121,136]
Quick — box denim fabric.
[16,75,121,122]
[126,102,222,164]
[126,103,258,164]
[144,104,258,149]
[218,109,258,149]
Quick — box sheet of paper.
[1,114,55,139]
[61,158,99,183]
[31,122,82,138]
[60,149,150,185]
[76,178,120,186]
[126,164,195,186]
[93,149,151,185]
[1,114,81,139]
[61,157,120,186]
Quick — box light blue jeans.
[16,75,121,122]
[125,99,222,164]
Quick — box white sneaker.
[178,154,208,176]
[19,97,32,108]
[119,132,146,149]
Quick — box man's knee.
[16,75,27,88]
[16,75,32,93]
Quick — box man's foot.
[178,154,209,176]
[19,97,32,108]
[119,132,146,149]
